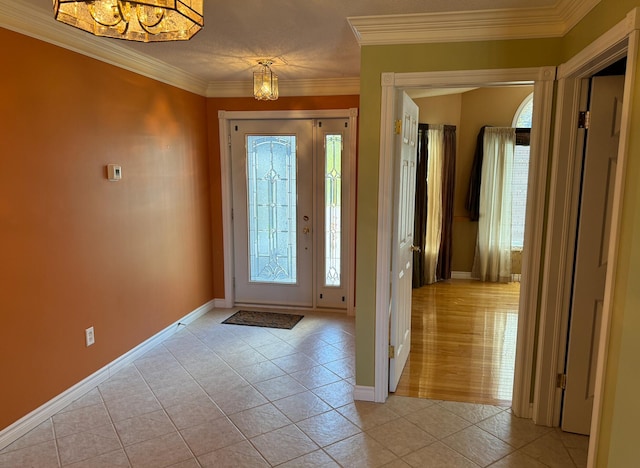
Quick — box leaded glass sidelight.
[246,135,297,283]
[324,134,342,287]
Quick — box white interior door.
[389,92,419,392]
[562,74,625,434]
[231,119,314,307]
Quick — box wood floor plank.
[393,279,520,407]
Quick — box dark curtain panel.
[465,126,487,221]
[412,124,457,287]
[516,128,531,146]
[436,125,457,281]
[412,124,429,288]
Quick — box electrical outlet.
[85,327,95,347]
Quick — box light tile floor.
[0,309,588,467]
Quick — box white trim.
[0,0,208,96]
[353,385,376,402]
[207,78,360,98]
[588,29,638,468]
[374,67,556,412]
[213,298,232,308]
[394,67,556,88]
[534,76,585,428]
[451,271,473,280]
[536,7,639,428]
[513,74,556,420]
[535,10,639,466]
[0,0,358,98]
[374,73,397,403]
[219,110,355,121]
[218,109,359,313]
[218,111,235,310]
[347,108,359,316]
[0,300,215,451]
[348,0,600,45]
[558,9,640,80]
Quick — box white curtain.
[472,127,515,282]
[424,125,444,284]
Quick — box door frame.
[218,109,359,314]
[536,10,639,465]
[373,67,556,415]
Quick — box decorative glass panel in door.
[324,134,342,287]
[316,119,350,309]
[231,120,313,306]
[246,135,297,284]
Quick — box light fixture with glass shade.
[53,0,203,42]
[253,60,279,101]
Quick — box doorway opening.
[393,86,535,406]
[373,67,557,419]
[559,58,627,436]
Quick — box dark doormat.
[222,310,304,330]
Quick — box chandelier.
[253,60,279,101]
[53,0,204,42]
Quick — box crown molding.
[348,0,601,45]
[0,0,358,98]
[206,77,360,98]
[1,0,599,96]
[0,0,209,95]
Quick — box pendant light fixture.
[53,0,203,42]
[253,60,279,101]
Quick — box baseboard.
[0,299,215,451]
[451,271,473,279]
[214,298,232,308]
[353,385,376,402]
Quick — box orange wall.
[206,96,360,298]
[0,29,214,430]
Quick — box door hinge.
[395,119,402,134]
[578,111,591,129]
[389,345,395,359]
[556,373,567,390]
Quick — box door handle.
[410,245,421,252]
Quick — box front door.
[562,74,625,435]
[231,119,314,307]
[389,91,419,392]
[230,118,352,309]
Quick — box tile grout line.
[49,417,62,468]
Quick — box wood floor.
[393,279,520,407]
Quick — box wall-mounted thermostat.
[107,164,122,181]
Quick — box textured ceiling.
[19,0,558,83]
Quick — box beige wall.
[414,86,534,273]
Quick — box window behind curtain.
[512,94,533,250]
